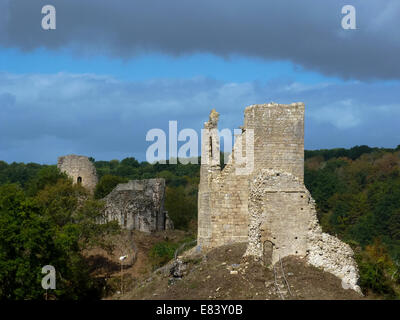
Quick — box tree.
[26,166,68,197]
[0,179,120,299]
[94,175,128,199]
[164,186,197,231]
[120,157,140,168]
[0,184,55,299]
[357,239,396,297]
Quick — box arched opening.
[77,176,82,184]
[262,240,274,266]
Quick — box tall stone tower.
[57,154,98,193]
[198,102,305,249]
[197,102,361,293]
[198,109,221,247]
[243,103,304,181]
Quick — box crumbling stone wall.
[307,215,361,292]
[197,102,361,293]
[244,169,361,292]
[57,154,98,193]
[103,178,172,232]
[198,109,250,248]
[198,103,305,249]
[198,109,221,247]
[245,169,309,262]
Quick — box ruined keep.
[103,178,173,233]
[198,102,361,293]
[58,155,172,233]
[57,154,98,193]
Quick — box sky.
[0,0,399,164]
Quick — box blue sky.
[0,0,399,164]
[0,48,336,84]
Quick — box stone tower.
[57,154,98,193]
[243,103,304,181]
[197,102,361,293]
[198,102,305,249]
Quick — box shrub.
[94,175,128,199]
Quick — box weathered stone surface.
[170,259,187,278]
[197,102,361,293]
[198,103,304,249]
[57,154,98,193]
[307,219,361,293]
[165,212,174,230]
[103,178,170,232]
[245,169,307,262]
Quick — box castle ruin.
[57,154,172,232]
[58,155,98,193]
[103,179,174,233]
[198,102,361,293]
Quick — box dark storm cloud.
[1,0,399,80]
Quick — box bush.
[148,236,196,269]
[94,175,128,199]
[356,239,397,298]
[164,186,197,231]
[149,241,180,269]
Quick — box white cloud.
[309,100,362,129]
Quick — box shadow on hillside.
[86,254,122,275]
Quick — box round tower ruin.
[57,154,98,193]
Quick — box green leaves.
[94,174,128,199]
[0,178,120,299]
[306,149,400,297]
[25,166,68,197]
[165,185,197,231]
[0,184,55,299]
[356,239,397,298]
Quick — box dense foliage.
[2,144,400,298]
[0,167,119,299]
[94,175,128,199]
[305,145,400,296]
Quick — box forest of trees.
[1,144,400,298]
[0,166,120,299]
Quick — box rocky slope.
[120,243,365,300]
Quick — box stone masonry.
[57,154,98,193]
[103,178,173,233]
[197,102,361,293]
[58,155,173,233]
